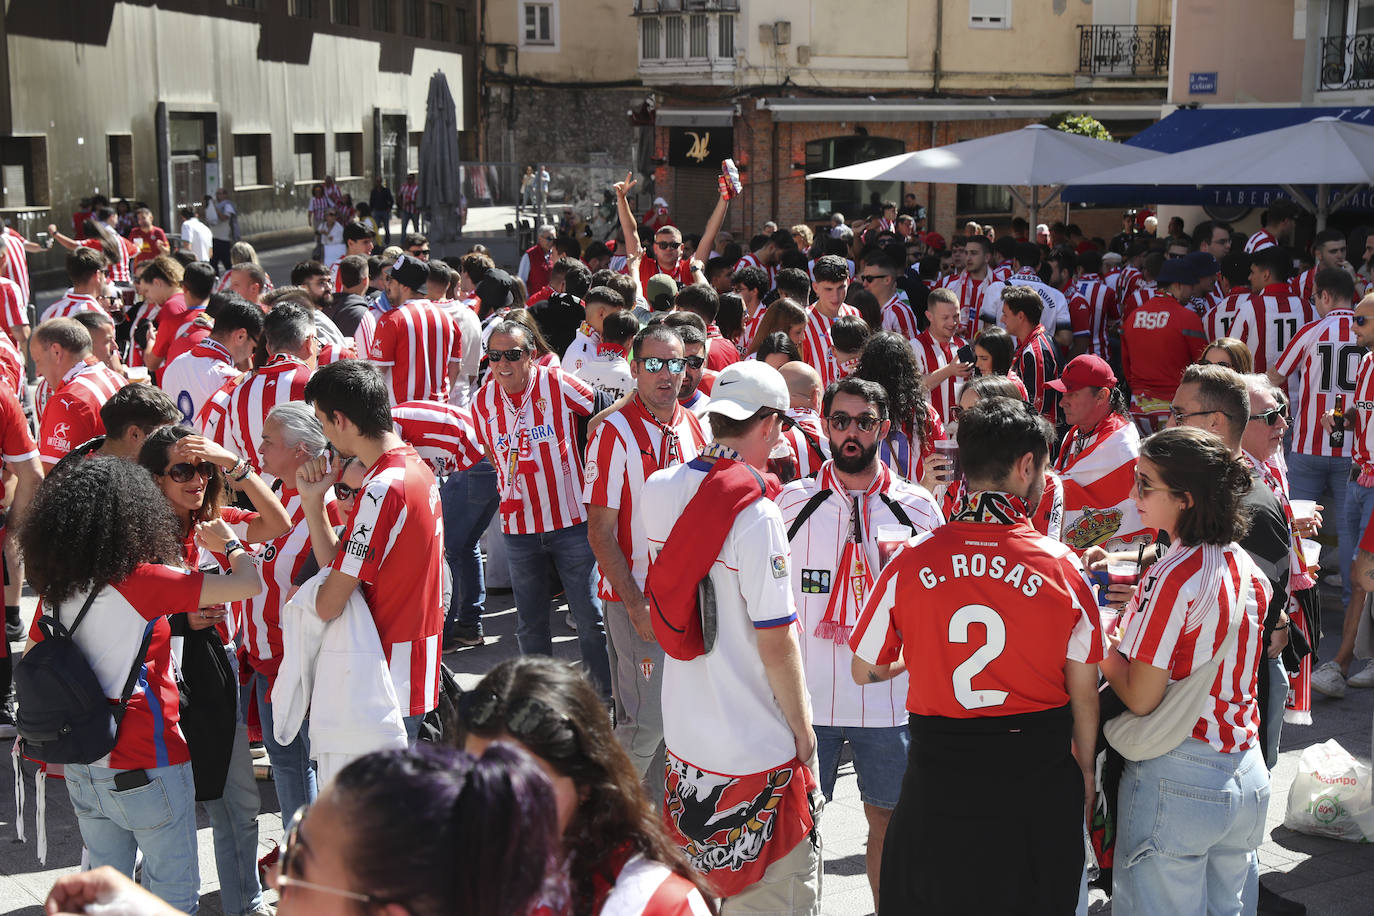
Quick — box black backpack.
[14,586,153,764]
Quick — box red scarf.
[646,445,782,660]
[813,462,892,645]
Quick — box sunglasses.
[683,355,705,370]
[160,461,216,483]
[413,248,431,255]
[1354,315,1372,327]
[275,804,374,903]
[859,274,889,283]
[1133,471,1180,498]
[1249,406,1289,426]
[334,482,357,500]
[639,356,686,374]
[655,241,682,250]
[826,412,883,432]
[486,347,529,362]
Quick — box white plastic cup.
[875,524,911,568]
[933,440,960,482]
[125,366,150,383]
[1290,499,1317,523]
[1301,538,1322,572]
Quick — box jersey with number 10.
[1274,309,1360,458]
[849,518,1103,718]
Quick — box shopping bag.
[1283,739,1374,842]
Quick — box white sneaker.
[1311,661,1348,698]
[1346,661,1374,688]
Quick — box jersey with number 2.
[849,518,1104,718]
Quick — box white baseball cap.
[707,361,789,421]
[653,197,669,208]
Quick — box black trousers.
[879,706,1084,916]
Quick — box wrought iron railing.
[1319,34,1374,91]
[1076,24,1170,77]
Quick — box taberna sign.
[668,126,733,169]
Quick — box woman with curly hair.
[853,330,945,480]
[460,656,717,915]
[138,425,290,916]
[20,457,263,913]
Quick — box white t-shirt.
[441,300,483,407]
[643,458,803,775]
[983,270,1071,333]
[180,217,212,261]
[161,338,239,424]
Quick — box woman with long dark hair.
[853,330,944,480]
[21,458,263,913]
[1101,426,1271,914]
[460,656,717,915]
[973,326,1029,398]
[138,425,290,916]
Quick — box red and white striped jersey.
[471,365,596,534]
[37,358,125,466]
[1070,274,1120,358]
[990,262,1014,284]
[600,855,712,916]
[398,182,419,211]
[742,303,769,348]
[911,330,968,425]
[0,383,36,487]
[391,399,485,477]
[0,330,23,400]
[1289,266,1317,304]
[1352,352,1374,473]
[849,503,1102,718]
[41,290,110,324]
[212,355,312,473]
[947,270,992,339]
[245,488,341,683]
[333,445,445,716]
[1229,283,1317,374]
[81,236,137,285]
[1205,288,1250,342]
[368,298,461,404]
[780,406,830,480]
[1,228,30,307]
[1187,288,1223,320]
[778,461,943,727]
[1274,308,1360,457]
[800,304,862,389]
[1013,325,1059,421]
[1119,542,1267,754]
[735,252,776,289]
[1120,281,1157,318]
[1245,228,1277,253]
[881,293,920,339]
[197,372,248,441]
[161,338,239,425]
[583,397,706,601]
[0,276,26,338]
[1115,264,1143,302]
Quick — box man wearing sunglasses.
[862,255,919,341]
[613,170,729,294]
[471,320,612,700]
[585,325,706,792]
[777,377,942,909]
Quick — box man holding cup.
[776,376,943,910]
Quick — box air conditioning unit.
[774,21,791,45]
[758,23,774,45]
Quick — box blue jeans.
[404,713,424,745]
[202,722,265,916]
[441,460,500,633]
[252,670,317,821]
[1263,656,1287,770]
[1345,477,1374,593]
[1113,739,1270,916]
[503,521,611,699]
[399,208,421,238]
[813,723,909,808]
[65,760,200,913]
[1287,451,1352,600]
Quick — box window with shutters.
[521,1,554,46]
[642,17,661,58]
[969,0,1011,29]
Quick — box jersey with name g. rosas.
[849,508,1103,718]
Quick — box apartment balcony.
[1076,24,1170,80]
[1319,33,1374,92]
[636,1,738,86]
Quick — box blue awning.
[1062,105,1374,207]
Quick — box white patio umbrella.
[806,123,1164,229]
[1068,116,1374,229]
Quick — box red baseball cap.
[1046,355,1117,393]
[924,232,947,251]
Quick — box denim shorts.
[813,723,909,809]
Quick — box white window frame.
[969,0,1012,29]
[519,0,558,50]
